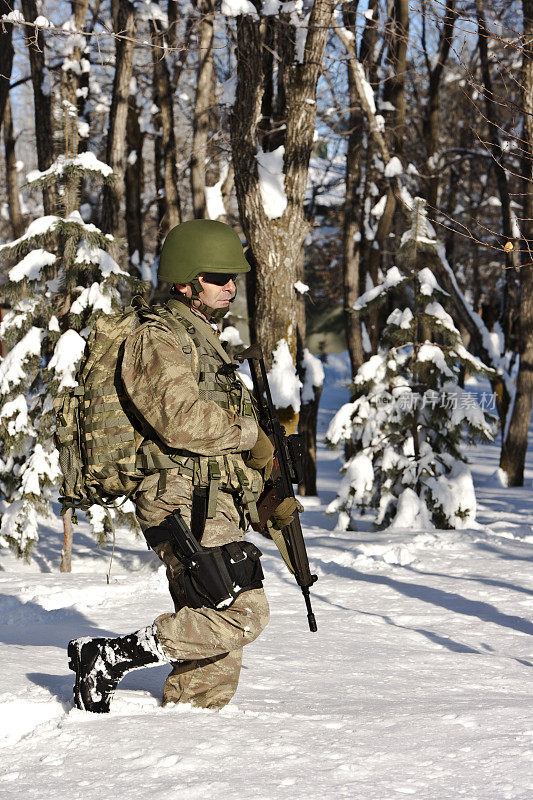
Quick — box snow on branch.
[0,328,44,393]
[26,153,114,187]
[352,266,405,311]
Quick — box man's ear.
[173,282,189,296]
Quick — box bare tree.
[3,95,24,238]
[341,1,378,381]
[151,1,181,235]
[100,0,137,236]
[191,0,216,218]
[21,0,57,213]
[61,0,90,213]
[0,0,14,130]
[231,2,334,437]
[500,0,533,485]
[125,93,144,268]
[421,0,458,215]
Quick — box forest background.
[0,0,530,556]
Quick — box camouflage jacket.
[120,298,260,503]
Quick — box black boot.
[68,625,169,713]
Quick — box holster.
[144,522,263,611]
[177,540,264,610]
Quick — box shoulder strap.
[165,299,234,366]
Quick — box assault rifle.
[235,345,318,633]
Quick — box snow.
[75,242,126,277]
[26,153,113,184]
[388,487,433,530]
[418,267,447,296]
[301,348,325,403]
[0,216,61,251]
[34,15,53,28]
[0,498,38,552]
[294,280,309,294]
[353,59,376,115]
[20,445,61,497]
[0,327,44,393]
[0,365,531,799]
[219,326,243,346]
[0,299,39,336]
[417,343,455,378]
[385,157,403,178]
[0,395,33,437]
[205,177,227,221]
[47,330,87,390]
[424,301,457,333]
[256,146,288,220]
[70,283,118,316]
[387,308,413,329]
[221,0,259,18]
[218,74,237,107]
[1,10,24,22]
[352,266,404,311]
[8,249,56,283]
[262,0,281,13]
[424,462,477,529]
[267,339,302,413]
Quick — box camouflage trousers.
[135,471,270,709]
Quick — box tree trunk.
[21,0,57,213]
[151,5,181,235]
[500,0,533,485]
[475,0,519,270]
[101,0,137,235]
[125,95,144,270]
[342,3,365,382]
[231,3,334,396]
[61,0,90,215]
[422,0,457,216]
[3,96,24,238]
[59,509,73,573]
[191,0,215,218]
[152,78,165,252]
[298,385,322,496]
[0,0,14,130]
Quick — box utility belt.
[136,443,261,526]
[144,510,263,610]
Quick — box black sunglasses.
[201,272,238,286]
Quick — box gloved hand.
[245,427,275,479]
[269,497,304,530]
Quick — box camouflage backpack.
[53,296,191,521]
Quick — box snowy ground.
[0,360,532,800]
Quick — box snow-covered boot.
[67,625,169,713]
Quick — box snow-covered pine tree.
[326,199,496,531]
[0,153,141,559]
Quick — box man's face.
[174,273,237,312]
[197,273,237,309]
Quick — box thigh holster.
[144,521,263,611]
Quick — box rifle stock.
[236,345,318,633]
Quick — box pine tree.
[326,199,496,531]
[0,153,140,558]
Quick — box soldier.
[68,219,298,713]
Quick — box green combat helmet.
[158,220,250,321]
